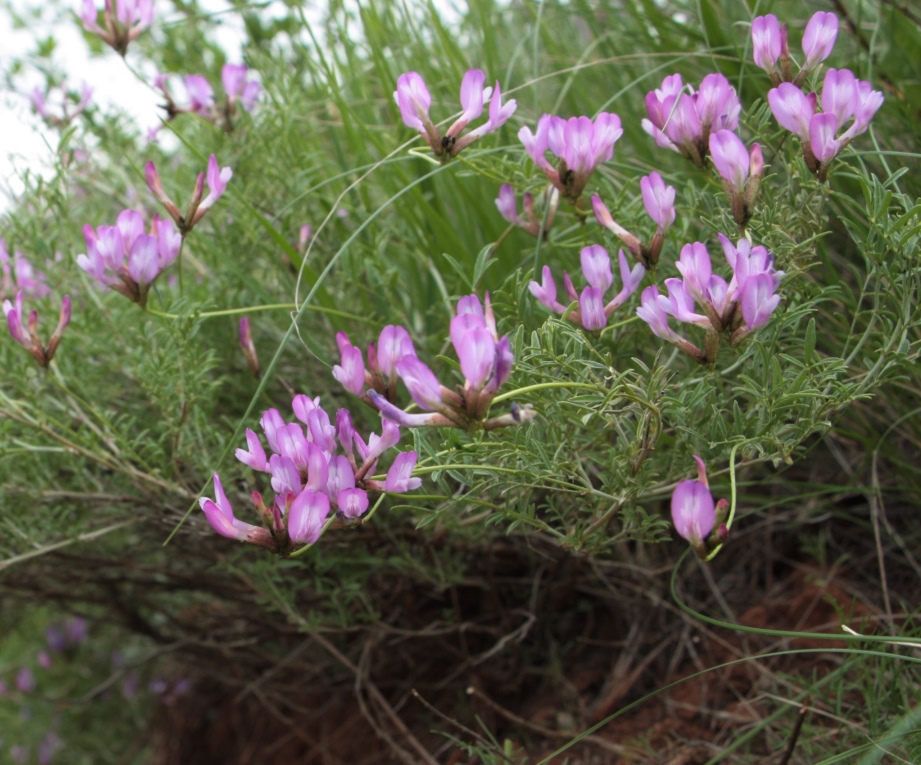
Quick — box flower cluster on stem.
[145,154,233,236]
[768,69,883,182]
[3,291,71,368]
[518,113,623,205]
[1,242,50,301]
[495,184,559,238]
[152,64,260,137]
[591,172,676,268]
[394,69,516,162]
[77,209,181,307]
[529,245,645,331]
[79,0,153,56]
[335,294,533,431]
[636,235,782,364]
[200,395,422,553]
[671,456,729,558]
[752,11,839,87]
[642,73,741,168]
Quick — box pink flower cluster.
[518,113,623,203]
[3,291,71,368]
[201,396,421,551]
[591,172,676,267]
[529,245,645,332]
[495,185,559,238]
[152,64,260,136]
[637,235,783,363]
[751,11,839,86]
[768,69,883,181]
[1,241,50,300]
[394,69,516,161]
[78,209,181,307]
[642,73,741,168]
[79,0,153,56]
[335,294,531,430]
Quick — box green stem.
[491,381,604,404]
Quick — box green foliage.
[1,0,921,761]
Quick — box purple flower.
[519,113,622,202]
[709,130,763,228]
[199,474,268,545]
[495,184,523,226]
[377,325,415,379]
[637,285,687,344]
[528,265,566,314]
[80,0,153,55]
[639,236,781,361]
[337,488,369,519]
[768,82,816,141]
[530,246,645,330]
[394,69,516,160]
[802,11,839,72]
[709,130,750,193]
[385,451,422,493]
[288,490,330,544]
[768,70,882,180]
[671,456,716,546]
[194,155,233,220]
[15,667,35,693]
[222,63,261,111]
[1,244,50,300]
[146,155,233,234]
[78,210,181,306]
[497,184,561,238]
[64,617,88,644]
[751,15,783,79]
[396,355,445,411]
[394,71,432,133]
[640,172,676,232]
[642,73,740,167]
[333,332,367,395]
[3,291,71,367]
[593,172,676,267]
[740,272,782,330]
[184,75,214,115]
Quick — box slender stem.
[145,303,368,322]
[491,381,605,404]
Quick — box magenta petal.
[580,245,613,292]
[385,451,422,492]
[579,286,606,331]
[671,477,715,544]
[287,489,330,544]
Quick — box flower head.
[77,209,181,306]
[495,184,559,238]
[642,73,740,167]
[394,69,516,160]
[3,290,71,367]
[80,0,153,55]
[531,246,645,330]
[519,113,622,202]
[768,71,882,180]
